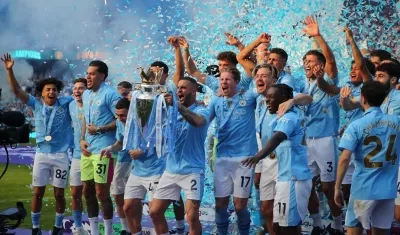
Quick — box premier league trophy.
[135,66,166,131]
[123,66,177,157]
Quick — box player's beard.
[183,93,193,107]
[383,80,391,91]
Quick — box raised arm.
[224,32,257,66]
[237,33,271,77]
[224,32,245,51]
[178,103,207,127]
[313,64,340,96]
[339,87,361,111]
[168,36,184,86]
[1,53,29,104]
[344,27,373,83]
[303,16,338,79]
[180,37,207,84]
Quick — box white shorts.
[111,162,132,195]
[69,158,82,187]
[214,157,254,198]
[260,157,278,201]
[255,161,263,174]
[154,172,204,201]
[255,133,263,174]
[343,160,355,185]
[346,197,395,229]
[32,152,70,188]
[273,180,312,227]
[395,166,400,205]
[307,136,338,182]
[124,174,161,202]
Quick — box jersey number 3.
[363,135,397,168]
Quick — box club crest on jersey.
[239,100,246,106]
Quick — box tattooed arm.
[99,120,117,132]
[178,103,207,127]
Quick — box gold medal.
[45,135,52,141]
[270,152,276,159]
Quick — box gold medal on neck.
[78,113,83,120]
[45,136,52,141]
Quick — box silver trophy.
[135,66,166,134]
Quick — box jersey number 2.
[363,135,397,168]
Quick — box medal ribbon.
[218,95,240,129]
[166,92,178,158]
[40,100,59,142]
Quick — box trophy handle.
[133,82,142,90]
[138,66,150,84]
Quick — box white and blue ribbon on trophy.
[123,90,142,151]
[123,90,178,158]
[146,92,178,157]
[165,91,178,158]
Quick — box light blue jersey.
[256,96,276,146]
[302,76,339,138]
[381,89,400,116]
[277,71,296,91]
[69,100,84,159]
[130,150,165,177]
[343,81,363,125]
[205,74,252,94]
[82,83,121,154]
[27,95,74,153]
[164,80,177,94]
[166,104,210,175]
[339,107,400,200]
[208,90,259,157]
[256,93,303,145]
[115,120,131,162]
[272,110,312,181]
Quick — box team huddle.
[2,15,400,235]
